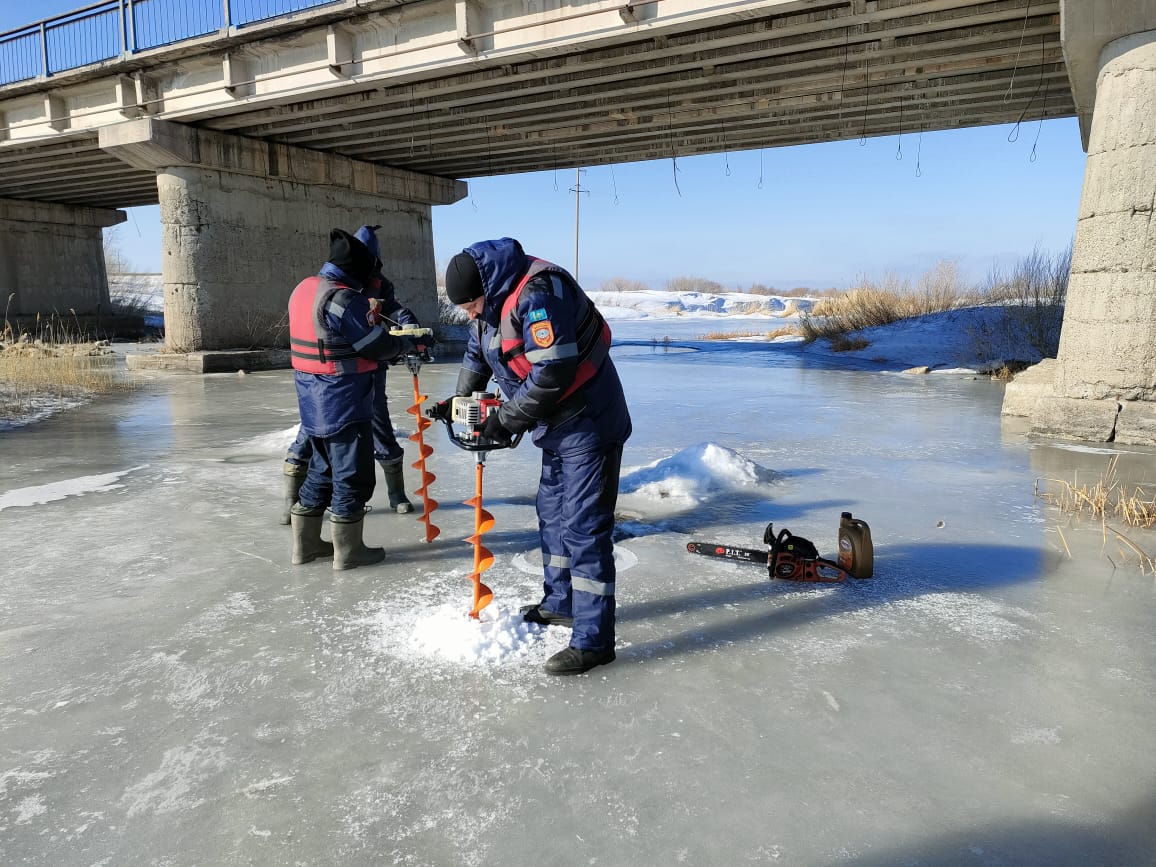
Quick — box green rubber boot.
[330,514,385,571]
[289,504,333,564]
[281,462,307,525]
[379,458,414,514]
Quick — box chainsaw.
[687,522,851,583]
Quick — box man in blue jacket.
[287,228,410,570]
[432,238,631,675]
[281,225,423,521]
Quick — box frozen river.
[2,333,1155,866]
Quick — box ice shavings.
[618,442,777,509]
[370,599,569,668]
[0,465,145,511]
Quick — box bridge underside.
[0,0,1071,209]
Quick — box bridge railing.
[0,0,341,87]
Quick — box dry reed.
[1035,456,1156,572]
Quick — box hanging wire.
[667,95,682,196]
[721,122,732,176]
[1008,33,1047,143]
[895,96,904,160]
[757,148,765,190]
[915,122,923,178]
[1030,63,1050,162]
[1003,0,1032,104]
[859,53,870,145]
[610,164,620,204]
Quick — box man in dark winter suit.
[433,238,631,675]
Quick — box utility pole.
[570,168,587,279]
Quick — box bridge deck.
[0,0,1073,209]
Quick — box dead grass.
[0,325,143,422]
[799,261,969,344]
[701,329,759,340]
[1035,456,1156,572]
[830,335,871,352]
[765,326,801,340]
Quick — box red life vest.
[288,276,379,375]
[498,258,612,401]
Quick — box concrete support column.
[1028,29,1156,444]
[99,119,466,353]
[0,198,126,318]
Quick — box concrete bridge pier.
[0,198,125,320]
[1011,5,1156,445]
[99,119,466,353]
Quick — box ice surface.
[1,311,1155,866]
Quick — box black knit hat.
[328,228,376,286]
[445,251,484,305]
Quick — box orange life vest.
[497,258,612,401]
[288,276,379,375]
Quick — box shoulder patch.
[526,307,549,323]
[530,320,555,348]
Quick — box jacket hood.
[463,238,528,326]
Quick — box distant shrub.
[665,276,725,294]
[747,284,777,296]
[967,242,1071,362]
[600,277,651,292]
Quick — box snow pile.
[619,442,777,511]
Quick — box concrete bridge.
[0,0,1153,443]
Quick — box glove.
[428,398,453,422]
[479,412,513,446]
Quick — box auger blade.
[469,578,494,618]
[407,371,439,543]
[418,514,441,543]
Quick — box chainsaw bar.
[685,542,770,565]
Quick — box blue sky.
[6,2,1088,290]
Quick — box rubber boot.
[290,505,333,564]
[280,462,307,525]
[379,458,414,514]
[330,514,385,571]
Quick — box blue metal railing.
[0,0,342,86]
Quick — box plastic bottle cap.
[841,511,852,519]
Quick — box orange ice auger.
[463,454,495,618]
[427,392,523,619]
[391,326,439,542]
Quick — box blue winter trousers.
[296,421,376,518]
[536,441,624,653]
[288,368,403,467]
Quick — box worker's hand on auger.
[428,398,454,422]
[479,412,514,446]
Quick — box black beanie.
[328,228,376,286]
[445,251,484,305]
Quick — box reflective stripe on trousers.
[536,442,623,652]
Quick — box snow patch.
[0,466,145,511]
